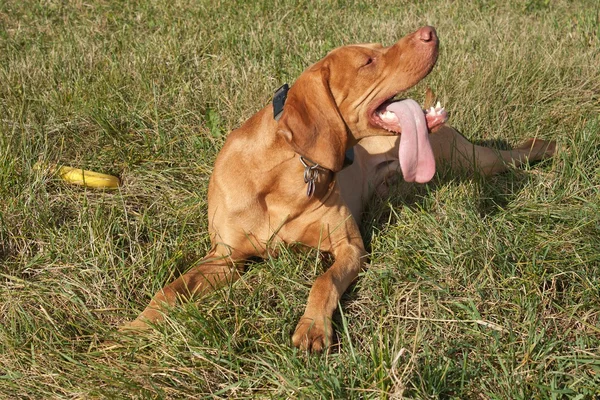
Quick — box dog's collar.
[299,156,329,198]
[273,84,354,197]
[298,148,354,198]
[273,83,289,121]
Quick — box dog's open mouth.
[372,97,447,133]
[370,98,448,183]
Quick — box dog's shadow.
[361,137,544,249]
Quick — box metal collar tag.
[299,156,328,198]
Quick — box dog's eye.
[364,57,374,66]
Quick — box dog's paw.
[291,316,332,353]
[118,317,152,333]
[517,138,557,160]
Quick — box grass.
[1,0,599,398]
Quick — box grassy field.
[1,0,599,398]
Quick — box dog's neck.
[229,106,336,202]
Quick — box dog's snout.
[417,26,437,42]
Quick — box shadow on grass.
[360,137,548,251]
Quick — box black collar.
[273,84,289,121]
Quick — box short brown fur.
[122,27,555,352]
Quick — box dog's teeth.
[379,110,397,122]
[435,101,441,109]
[429,106,436,115]
[440,107,445,113]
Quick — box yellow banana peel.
[57,166,120,189]
[35,163,121,189]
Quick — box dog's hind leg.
[430,125,556,176]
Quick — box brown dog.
[122,26,555,352]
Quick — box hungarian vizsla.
[122,26,555,352]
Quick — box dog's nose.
[417,26,437,42]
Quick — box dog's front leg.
[122,252,244,330]
[292,240,366,352]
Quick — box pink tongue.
[384,99,436,183]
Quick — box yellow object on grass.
[35,162,121,189]
[56,165,120,189]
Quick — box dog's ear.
[277,64,349,172]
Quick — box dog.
[122,26,555,352]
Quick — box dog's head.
[277,26,440,172]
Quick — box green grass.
[1,0,599,398]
